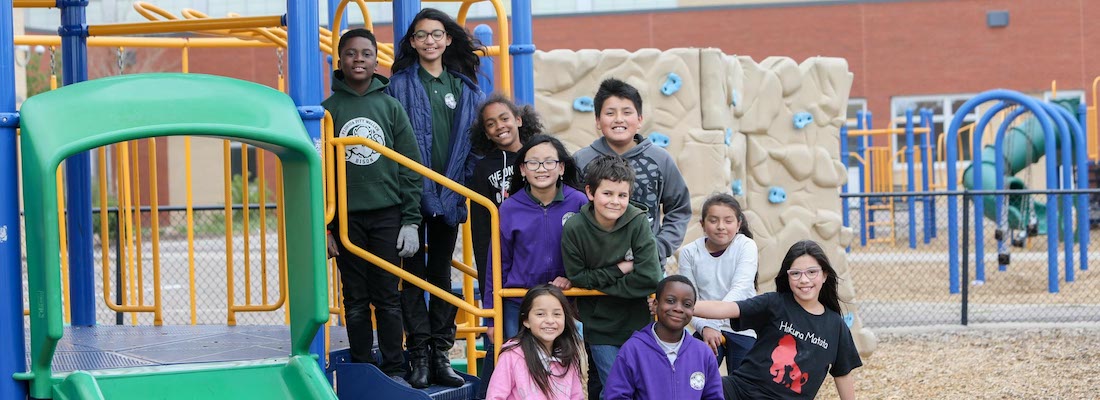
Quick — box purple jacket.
[603,323,724,400]
[484,185,587,313]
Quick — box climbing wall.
[534,48,876,356]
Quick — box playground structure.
[839,85,1095,295]
[5,0,1100,399]
[5,3,884,397]
[2,0,544,398]
[946,91,1090,294]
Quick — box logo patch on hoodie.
[690,371,706,390]
[339,117,386,166]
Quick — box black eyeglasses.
[523,160,560,170]
[412,29,446,42]
[787,268,822,280]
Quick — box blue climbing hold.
[730,89,741,107]
[767,186,787,204]
[649,132,671,148]
[573,96,594,112]
[843,312,854,328]
[731,179,743,196]
[793,112,814,129]
[661,73,682,96]
[725,128,733,146]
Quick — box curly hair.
[391,8,483,80]
[470,94,544,155]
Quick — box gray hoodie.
[574,134,692,263]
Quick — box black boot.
[408,350,431,389]
[430,348,464,387]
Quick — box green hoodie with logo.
[561,201,662,346]
[322,72,421,225]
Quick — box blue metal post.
[905,108,916,249]
[856,111,867,247]
[511,0,535,104]
[326,0,347,32]
[326,0,347,74]
[0,1,29,398]
[947,91,1060,294]
[1042,103,1075,283]
[865,112,876,240]
[287,0,327,368]
[1049,105,1088,277]
[473,25,495,95]
[1077,103,1090,271]
[60,0,96,326]
[393,0,421,52]
[922,108,937,239]
[840,125,850,239]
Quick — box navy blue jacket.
[386,63,485,226]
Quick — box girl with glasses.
[469,94,544,398]
[691,240,862,400]
[484,135,585,351]
[385,7,486,389]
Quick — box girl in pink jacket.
[487,285,584,400]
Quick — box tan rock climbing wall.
[534,48,876,356]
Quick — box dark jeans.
[401,216,460,357]
[694,330,756,376]
[335,207,405,377]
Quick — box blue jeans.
[502,300,521,340]
[588,344,621,400]
[695,330,755,376]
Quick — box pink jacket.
[486,343,584,400]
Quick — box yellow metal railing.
[325,112,607,370]
[1089,76,1100,163]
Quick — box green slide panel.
[51,357,334,400]
[17,73,333,399]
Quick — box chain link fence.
[844,189,1100,328]
[21,204,294,327]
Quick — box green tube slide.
[961,100,1078,234]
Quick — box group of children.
[324,8,861,399]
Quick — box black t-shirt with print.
[725,292,862,400]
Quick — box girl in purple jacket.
[485,135,587,344]
[603,275,724,400]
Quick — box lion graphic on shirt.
[770,334,809,393]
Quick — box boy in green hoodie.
[322,28,422,387]
[562,154,662,398]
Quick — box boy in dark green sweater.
[562,154,662,397]
[321,28,421,387]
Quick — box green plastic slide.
[17,73,335,399]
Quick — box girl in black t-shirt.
[692,240,861,400]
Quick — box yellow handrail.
[101,142,155,316]
[17,34,281,48]
[224,140,236,325]
[88,15,284,36]
[56,168,71,323]
[845,127,930,137]
[13,0,54,7]
[147,138,165,325]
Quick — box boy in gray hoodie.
[574,78,692,266]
